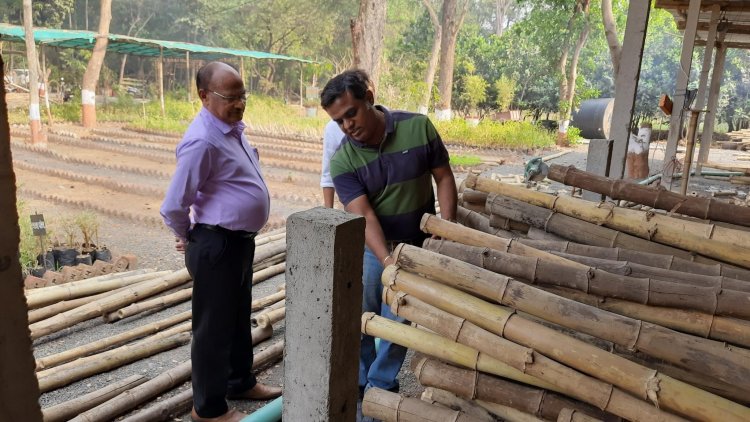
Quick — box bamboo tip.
[381,265,398,289]
[392,243,405,263]
[419,213,432,231]
[361,311,376,334]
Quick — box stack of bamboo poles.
[361,185,750,421]
[36,228,288,422]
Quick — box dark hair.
[320,69,371,108]
[196,62,238,91]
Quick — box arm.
[323,187,335,208]
[432,164,457,222]
[345,194,391,264]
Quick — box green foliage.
[75,211,100,247]
[494,76,516,111]
[459,74,488,115]
[566,125,583,145]
[435,119,555,149]
[450,154,483,167]
[16,200,37,272]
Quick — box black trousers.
[186,225,256,418]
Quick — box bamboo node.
[543,211,556,233]
[645,373,661,408]
[585,268,595,294]
[627,319,644,351]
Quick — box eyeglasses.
[209,90,248,103]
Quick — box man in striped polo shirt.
[321,69,457,397]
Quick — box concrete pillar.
[284,207,365,422]
[662,0,702,187]
[691,5,721,177]
[0,54,44,422]
[608,0,650,180]
[583,139,613,202]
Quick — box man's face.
[324,90,378,144]
[199,68,246,124]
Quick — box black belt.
[195,223,257,239]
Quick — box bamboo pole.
[251,289,286,312]
[476,401,546,422]
[362,387,485,422]
[118,388,193,422]
[30,283,138,324]
[412,357,614,422]
[39,321,192,381]
[72,338,281,422]
[532,282,750,349]
[457,206,518,238]
[470,175,750,268]
[420,215,574,266]
[41,374,148,422]
[25,269,150,297]
[251,322,273,346]
[251,306,286,328]
[36,311,191,371]
[557,408,603,422]
[255,232,286,247]
[421,238,750,319]
[387,251,750,421]
[518,238,750,281]
[253,253,286,273]
[547,164,750,227]
[69,361,192,422]
[252,262,286,285]
[26,270,168,309]
[392,245,750,392]
[487,192,715,262]
[37,332,190,393]
[361,313,558,393]
[254,240,287,264]
[384,289,684,422]
[104,287,192,322]
[421,388,494,422]
[549,250,750,292]
[29,268,191,340]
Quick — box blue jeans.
[360,248,408,392]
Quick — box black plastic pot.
[57,248,79,267]
[93,247,112,262]
[37,251,55,269]
[30,267,46,277]
[75,254,93,266]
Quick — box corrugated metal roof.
[0,23,314,62]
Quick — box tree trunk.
[601,0,621,81]
[436,0,470,120]
[118,55,127,86]
[350,0,387,91]
[557,1,590,145]
[495,0,513,37]
[22,0,46,144]
[419,0,441,115]
[81,0,112,128]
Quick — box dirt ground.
[12,119,750,420]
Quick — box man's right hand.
[175,237,187,254]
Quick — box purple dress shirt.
[161,108,270,240]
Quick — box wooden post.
[299,63,304,108]
[158,47,165,118]
[40,45,53,128]
[185,51,191,102]
[663,0,701,186]
[22,0,46,144]
[239,56,245,86]
[697,41,728,175]
[681,110,702,195]
[608,0,650,179]
[0,54,44,422]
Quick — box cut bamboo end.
[363,387,485,422]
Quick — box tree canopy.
[4,0,749,129]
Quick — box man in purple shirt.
[161,61,281,422]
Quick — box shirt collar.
[347,105,393,149]
[200,107,246,139]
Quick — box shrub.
[435,119,555,149]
